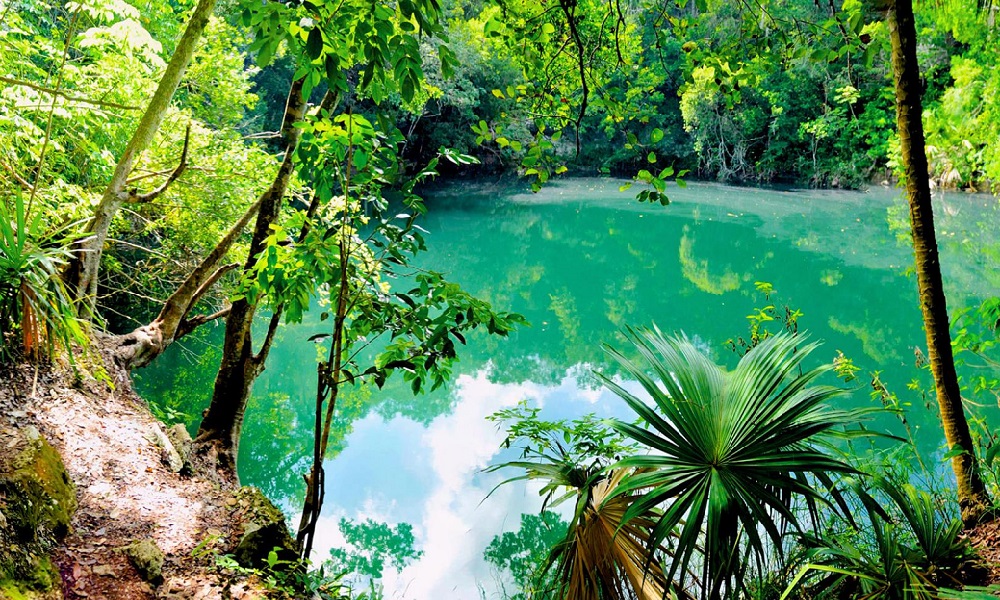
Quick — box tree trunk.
[887,0,991,525]
[66,0,217,313]
[193,78,306,476]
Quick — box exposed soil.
[0,348,265,599]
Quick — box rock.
[0,426,76,596]
[165,424,193,475]
[5,426,77,537]
[146,423,184,473]
[231,487,298,570]
[124,538,165,584]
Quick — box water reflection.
[133,179,1000,599]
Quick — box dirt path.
[2,357,263,599]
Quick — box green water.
[133,179,1000,598]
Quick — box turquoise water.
[133,179,1000,598]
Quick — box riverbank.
[0,344,293,599]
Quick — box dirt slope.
[1,351,265,599]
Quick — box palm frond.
[602,329,861,599]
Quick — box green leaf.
[483,17,502,37]
[306,26,323,59]
[257,39,277,67]
[353,151,369,170]
[384,359,416,371]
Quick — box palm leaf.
[545,469,691,600]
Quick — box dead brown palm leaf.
[550,468,694,600]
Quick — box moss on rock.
[7,427,76,537]
[0,426,76,597]
[124,538,164,584]
[230,487,297,570]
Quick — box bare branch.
[126,165,215,186]
[176,307,231,340]
[126,125,191,204]
[188,262,239,310]
[107,238,169,258]
[0,75,141,111]
[125,167,176,185]
[253,311,282,366]
[243,131,281,140]
[0,157,31,188]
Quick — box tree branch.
[560,0,589,157]
[126,165,213,185]
[188,262,239,312]
[0,75,141,111]
[154,193,264,330]
[68,0,218,311]
[126,125,191,203]
[108,238,169,258]
[250,88,341,369]
[125,167,179,185]
[0,157,31,188]
[253,311,283,366]
[176,307,232,340]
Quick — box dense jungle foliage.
[2,0,999,326]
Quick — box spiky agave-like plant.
[0,194,87,361]
[791,477,982,599]
[600,329,863,600]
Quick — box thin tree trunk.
[193,78,306,476]
[66,0,217,313]
[887,0,991,525]
[296,231,350,557]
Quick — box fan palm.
[600,329,862,600]
[548,468,679,600]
